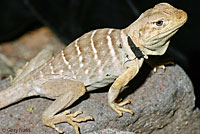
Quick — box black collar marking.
[127,36,144,59]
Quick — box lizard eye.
[155,20,164,26]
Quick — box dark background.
[0,0,199,108]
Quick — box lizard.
[0,3,187,134]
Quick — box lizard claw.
[51,124,63,133]
[110,100,134,117]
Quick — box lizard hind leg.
[40,77,93,134]
[13,48,53,84]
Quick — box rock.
[0,27,65,61]
[0,64,199,134]
[0,58,14,80]
[0,27,65,80]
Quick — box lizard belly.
[80,61,126,91]
[83,58,144,91]
[85,74,117,91]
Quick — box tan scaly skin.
[0,3,187,134]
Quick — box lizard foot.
[153,65,166,73]
[43,110,93,134]
[110,100,134,117]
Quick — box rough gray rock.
[0,64,199,134]
[0,57,14,80]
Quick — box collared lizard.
[0,3,187,134]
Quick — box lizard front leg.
[108,65,139,117]
[145,55,174,72]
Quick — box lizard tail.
[0,83,33,109]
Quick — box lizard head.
[125,3,188,56]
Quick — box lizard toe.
[110,100,134,117]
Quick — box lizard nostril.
[175,10,182,19]
[176,9,187,20]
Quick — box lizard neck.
[127,36,145,60]
[122,26,148,59]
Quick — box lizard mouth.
[143,26,180,55]
[145,28,178,50]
